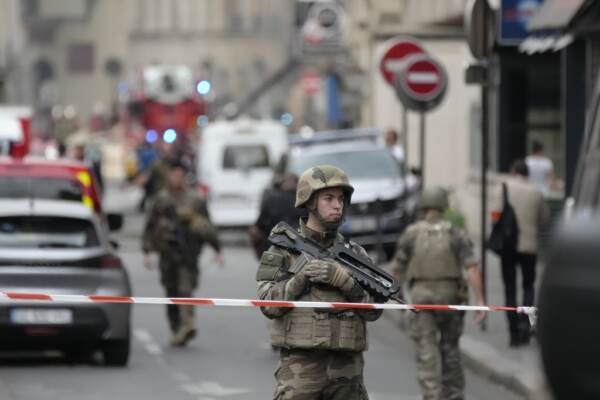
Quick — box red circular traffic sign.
[395,54,447,111]
[379,37,425,86]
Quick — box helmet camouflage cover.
[418,186,449,211]
[295,165,354,208]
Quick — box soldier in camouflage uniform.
[257,165,383,400]
[390,187,485,400]
[143,159,223,346]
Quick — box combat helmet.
[418,186,449,211]
[295,165,354,208]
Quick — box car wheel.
[102,337,130,366]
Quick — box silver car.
[0,199,131,365]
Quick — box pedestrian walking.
[493,159,550,347]
[142,159,224,346]
[391,186,485,400]
[256,165,383,399]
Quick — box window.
[0,177,82,202]
[0,216,99,249]
[222,145,270,169]
[288,149,403,180]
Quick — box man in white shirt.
[525,141,554,196]
[384,128,405,163]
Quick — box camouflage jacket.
[256,219,381,351]
[392,213,477,282]
[142,188,221,257]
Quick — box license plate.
[10,309,73,325]
[348,216,377,232]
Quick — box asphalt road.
[0,210,521,400]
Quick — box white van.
[197,119,288,228]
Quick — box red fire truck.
[128,65,207,143]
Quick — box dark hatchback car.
[0,199,131,365]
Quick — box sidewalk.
[385,251,551,399]
[446,177,552,398]
[460,253,551,400]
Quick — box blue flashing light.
[196,80,211,95]
[280,113,294,126]
[146,129,158,143]
[163,129,177,143]
[117,82,129,94]
[196,115,209,127]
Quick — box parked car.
[197,118,288,227]
[0,199,131,365]
[0,156,103,214]
[276,129,417,259]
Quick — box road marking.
[134,329,164,356]
[182,381,252,397]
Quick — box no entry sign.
[394,54,448,111]
[379,37,425,87]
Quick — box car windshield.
[0,177,83,202]
[288,149,404,179]
[0,216,100,248]
[222,145,270,170]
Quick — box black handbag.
[488,183,519,256]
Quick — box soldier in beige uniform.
[143,159,223,346]
[391,187,485,400]
[257,165,382,400]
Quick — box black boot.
[517,314,531,345]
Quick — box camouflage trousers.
[409,282,465,400]
[273,349,369,400]
[159,255,199,333]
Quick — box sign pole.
[480,60,489,331]
[402,106,408,162]
[419,111,426,187]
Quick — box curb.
[381,311,548,399]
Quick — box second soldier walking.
[391,187,485,400]
[143,159,223,346]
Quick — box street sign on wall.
[379,37,425,87]
[394,54,448,112]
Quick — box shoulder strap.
[502,182,509,205]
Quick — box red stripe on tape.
[490,306,518,312]
[251,300,294,308]
[89,295,133,303]
[172,299,215,305]
[6,293,51,301]
[332,302,376,309]
[414,304,451,311]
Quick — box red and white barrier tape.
[0,291,537,318]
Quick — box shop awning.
[519,0,595,54]
[527,0,586,32]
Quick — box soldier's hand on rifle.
[305,260,352,289]
[284,269,310,299]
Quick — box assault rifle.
[163,204,187,254]
[267,222,401,302]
